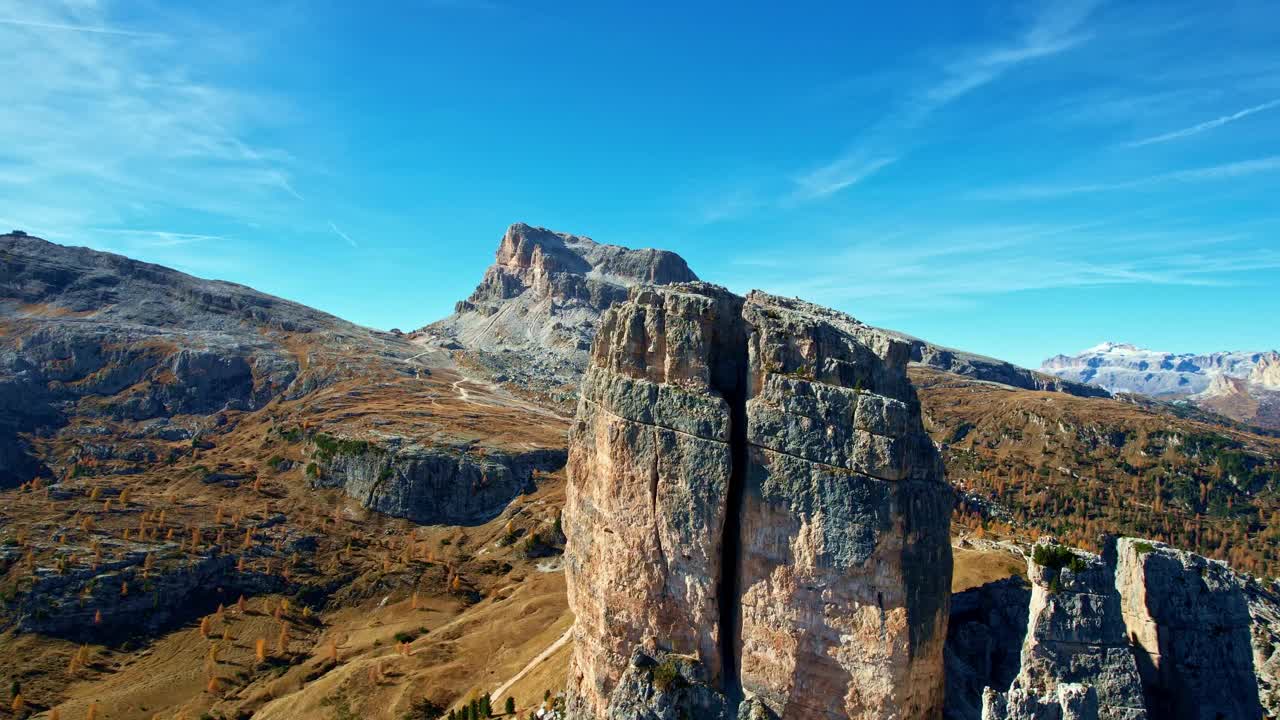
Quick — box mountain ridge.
[1042,341,1280,429]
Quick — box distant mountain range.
[1041,341,1280,429]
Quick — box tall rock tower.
[563,282,953,720]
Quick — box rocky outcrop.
[603,648,736,720]
[564,283,953,720]
[736,293,953,719]
[458,223,696,314]
[423,223,698,394]
[971,537,1276,720]
[982,541,1147,720]
[1112,537,1262,720]
[307,433,566,525]
[3,528,310,643]
[429,224,1115,407]
[564,283,743,719]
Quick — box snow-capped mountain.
[1040,342,1280,429]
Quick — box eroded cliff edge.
[562,282,954,720]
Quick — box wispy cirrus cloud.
[913,0,1098,113]
[0,0,310,249]
[1125,98,1280,147]
[788,0,1101,204]
[0,16,166,37]
[691,186,766,225]
[88,228,232,248]
[328,222,359,248]
[791,156,898,202]
[981,155,1280,199]
[719,223,1280,317]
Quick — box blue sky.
[2,0,1278,368]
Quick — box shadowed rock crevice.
[713,316,749,705]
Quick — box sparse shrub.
[1033,544,1080,572]
[312,433,376,461]
[406,697,445,720]
[652,657,686,693]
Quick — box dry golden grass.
[952,542,1026,592]
[1,439,570,720]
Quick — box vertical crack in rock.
[714,319,749,705]
[565,283,952,720]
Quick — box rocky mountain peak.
[1082,341,1142,354]
[421,223,698,394]
[492,222,694,287]
[464,222,697,310]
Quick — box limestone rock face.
[1246,580,1280,717]
[424,223,698,393]
[564,284,743,720]
[736,293,953,719]
[959,537,1276,720]
[309,437,565,525]
[564,283,953,720]
[1112,538,1263,720]
[982,541,1147,720]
